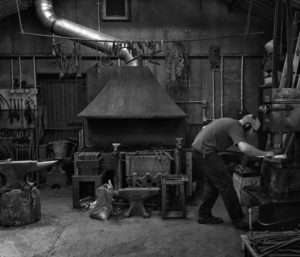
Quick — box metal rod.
[51,33,56,56]
[220,56,224,117]
[10,58,14,90]
[97,0,101,32]
[241,56,244,111]
[15,0,24,34]
[20,31,265,42]
[212,69,215,120]
[175,100,205,104]
[0,53,264,59]
[33,56,37,88]
[249,208,252,239]
[18,56,22,89]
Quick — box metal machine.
[245,87,300,230]
[260,88,300,199]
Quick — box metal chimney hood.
[78,67,187,119]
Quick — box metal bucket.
[49,140,69,159]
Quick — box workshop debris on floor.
[0,188,244,257]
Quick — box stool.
[161,175,188,219]
[72,174,104,209]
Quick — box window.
[102,0,130,21]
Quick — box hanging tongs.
[148,41,162,65]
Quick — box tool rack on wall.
[0,88,39,160]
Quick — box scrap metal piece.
[131,172,162,188]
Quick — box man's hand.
[265,151,275,158]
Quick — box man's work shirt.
[192,118,247,155]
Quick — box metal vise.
[0,160,57,191]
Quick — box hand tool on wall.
[18,57,22,90]
[162,150,173,161]
[209,45,221,120]
[13,98,19,121]
[0,94,11,119]
[153,149,161,160]
[24,98,33,125]
[52,42,65,78]
[0,97,3,119]
[237,56,246,117]
[19,98,24,128]
[202,100,208,124]
[17,98,21,124]
[9,98,13,124]
[112,143,121,189]
[148,41,161,65]
[211,68,215,120]
[75,43,82,77]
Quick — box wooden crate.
[75,152,102,175]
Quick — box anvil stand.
[0,160,56,226]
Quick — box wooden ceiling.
[223,0,300,21]
[0,0,32,20]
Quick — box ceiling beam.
[229,0,243,12]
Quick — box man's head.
[240,114,260,134]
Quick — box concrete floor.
[0,188,246,257]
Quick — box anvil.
[0,160,57,190]
[114,187,160,218]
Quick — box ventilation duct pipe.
[34,0,137,66]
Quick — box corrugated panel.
[38,75,86,143]
[42,130,79,144]
[0,0,32,20]
[40,76,85,128]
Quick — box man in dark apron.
[192,114,274,229]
